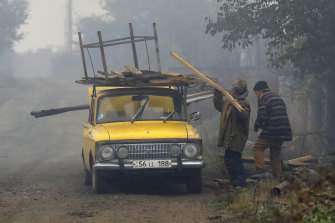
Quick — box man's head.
[253,81,269,98]
[232,79,248,97]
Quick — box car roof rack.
[76,23,202,87]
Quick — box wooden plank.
[111,70,125,79]
[161,71,183,77]
[214,178,257,184]
[31,105,89,118]
[170,51,244,112]
[186,94,213,104]
[187,90,213,98]
[124,65,143,76]
[220,153,314,167]
[219,154,271,164]
[284,160,310,166]
[97,70,119,79]
[286,155,315,164]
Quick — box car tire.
[187,169,202,194]
[82,150,92,186]
[84,169,92,186]
[92,170,108,194]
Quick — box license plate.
[133,160,172,168]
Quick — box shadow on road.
[100,176,190,195]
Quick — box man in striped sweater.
[252,81,292,178]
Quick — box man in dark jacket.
[252,81,292,178]
[213,80,251,187]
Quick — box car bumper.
[93,160,205,172]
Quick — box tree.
[0,0,28,54]
[206,0,335,154]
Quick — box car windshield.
[96,92,187,124]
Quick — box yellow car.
[81,86,205,193]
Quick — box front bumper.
[93,160,205,172]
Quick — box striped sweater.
[256,91,292,141]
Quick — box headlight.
[117,146,129,159]
[100,145,115,160]
[169,144,181,157]
[183,143,199,158]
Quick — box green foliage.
[0,0,28,53]
[257,203,290,223]
[210,167,335,222]
[206,0,335,79]
[291,165,335,222]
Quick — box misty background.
[0,0,330,179]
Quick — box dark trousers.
[224,149,246,187]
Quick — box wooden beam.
[124,65,143,76]
[31,105,89,118]
[286,155,315,165]
[111,70,125,79]
[170,51,243,112]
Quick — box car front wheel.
[92,170,108,194]
[187,169,202,194]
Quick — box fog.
[0,0,330,178]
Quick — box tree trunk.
[307,86,324,155]
[326,74,335,155]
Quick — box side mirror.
[189,112,201,121]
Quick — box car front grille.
[122,143,185,160]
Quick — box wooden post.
[170,51,243,112]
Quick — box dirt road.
[0,77,225,223]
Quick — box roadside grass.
[210,178,295,222]
[209,165,335,223]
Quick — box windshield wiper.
[161,111,175,123]
[131,98,149,123]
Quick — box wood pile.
[75,65,204,86]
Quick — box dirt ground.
[0,76,227,223]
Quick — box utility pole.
[65,0,73,53]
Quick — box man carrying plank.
[213,80,251,188]
[170,51,250,187]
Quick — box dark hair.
[253,81,269,91]
[235,79,248,95]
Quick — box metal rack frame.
[78,23,162,80]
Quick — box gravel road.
[0,77,226,223]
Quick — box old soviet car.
[81,86,205,193]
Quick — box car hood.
[101,121,189,141]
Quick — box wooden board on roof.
[75,68,205,87]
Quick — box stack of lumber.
[75,65,203,86]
